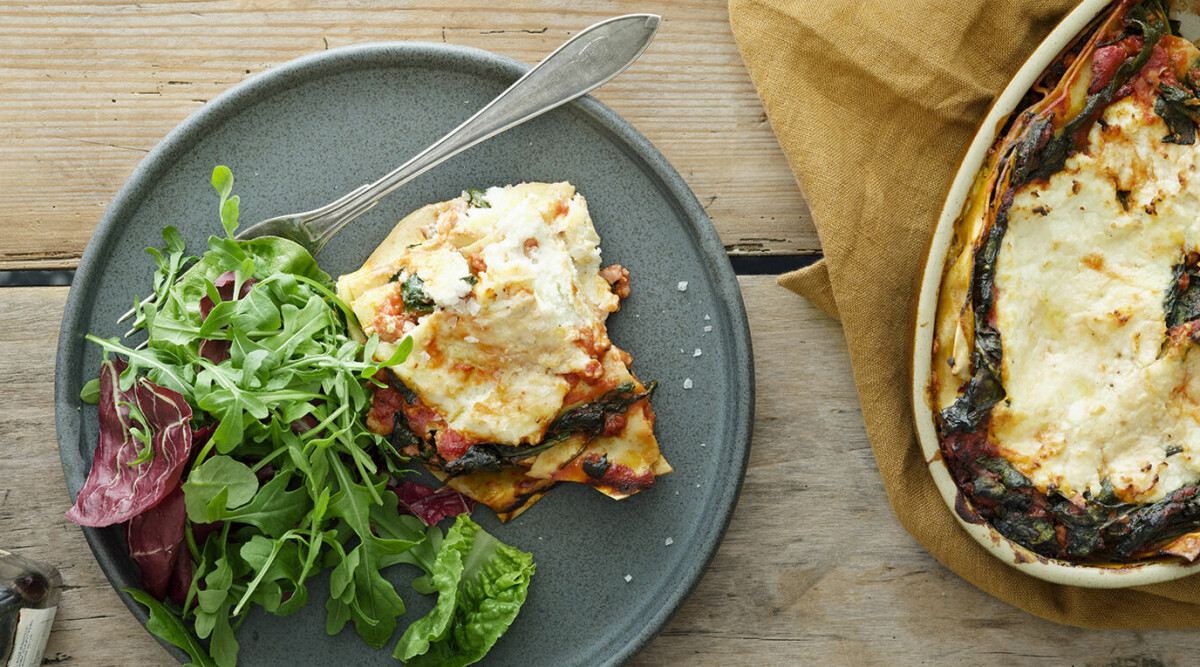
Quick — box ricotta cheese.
[336,182,620,445]
[990,97,1200,503]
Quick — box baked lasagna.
[931,0,1200,562]
[337,182,670,521]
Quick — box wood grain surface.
[0,0,814,271]
[2,281,1196,666]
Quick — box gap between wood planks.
[0,255,822,287]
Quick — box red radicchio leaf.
[191,520,225,549]
[192,423,217,454]
[388,481,475,526]
[167,538,192,606]
[290,412,321,436]
[198,339,232,364]
[66,358,194,527]
[392,480,436,505]
[126,485,190,604]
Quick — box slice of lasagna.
[337,182,670,521]
[932,0,1200,562]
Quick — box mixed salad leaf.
[69,166,533,665]
[67,357,194,527]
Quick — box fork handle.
[295,13,660,253]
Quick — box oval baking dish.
[913,0,1200,587]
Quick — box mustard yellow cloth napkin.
[729,0,1200,627]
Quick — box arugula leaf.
[217,472,311,538]
[121,400,156,467]
[127,226,199,337]
[158,236,329,335]
[233,284,283,335]
[260,296,335,358]
[345,543,407,649]
[124,587,216,667]
[236,533,298,614]
[80,377,101,403]
[84,334,196,400]
[211,165,240,238]
[209,600,240,667]
[182,456,259,523]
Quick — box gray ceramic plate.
[55,43,753,665]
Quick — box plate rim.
[54,40,755,663]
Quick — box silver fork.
[118,13,659,332]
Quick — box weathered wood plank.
[0,0,815,271]
[3,281,1197,665]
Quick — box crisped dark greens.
[416,380,658,475]
[76,166,533,665]
[1165,253,1200,329]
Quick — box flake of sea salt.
[693,348,701,357]
[677,281,688,291]
[683,378,693,389]
[665,537,674,546]
[624,574,633,583]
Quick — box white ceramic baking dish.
[912,0,1200,587]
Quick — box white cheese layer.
[337,182,620,445]
[991,96,1200,503]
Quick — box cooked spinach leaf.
[545,381,657,441]
[442,445,504,474]
[582,454,609,479]
[400,275,435,313]
[1155,83,1200,144]
[1022,4,1166,183]
[427,381,657,474]
[1164,256,1200,328]
[465,187,491,209]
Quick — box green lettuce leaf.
[395,515,534,666]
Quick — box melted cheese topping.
[337,182,620,445]
[988,96,1200,502]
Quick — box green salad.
[66,166,534,666]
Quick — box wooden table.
[1,1,1194,665]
